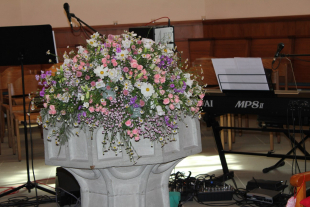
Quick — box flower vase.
[43,116,201,207]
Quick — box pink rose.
[197,100,203,107]
[169,104,175,110]
[191,107,196,112]
[89,106,95,113]
[139,99,145,107]
[123,90,129,96]
[123,67,129,72]
[85,75,90,80]
[160,90,165,95]
[160,77,166,83]
[163,98,170,105]
[154,74,160,79]
[102,58,107,64]
[137,65,143,70]
[199,94,205,99]
[131,62,138,68]
[49,109,56,115]
[135,136,140,141]
[132,128,139,135]
[43,103,48,108]
[112,62,118,67]
[168,93,173,98]
[76,71,82,77]
[91,81,96,87]
[125,119,132,127]
[49,105,55,110]
[154,78,160,84]
[142,69,146,75]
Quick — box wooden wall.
[52,20,204,64]
[2,15,310,88]
[189,15,310,87]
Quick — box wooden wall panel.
[189,40,213,63]
[213,40,249,58]
[175,40,190,62]
[250,38,292,58]
[292,38,310,83]
[186,15,310,87]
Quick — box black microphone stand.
[70,13,103,37]
[0,53,56,198]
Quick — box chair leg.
[270,132,274,151]
[220,115,225,149]
[0,109,3,143]
[6,109,13,150]
[14,118,21,161]
[232,114,235,143]
[238,114,242,136]
[228,114,232,150]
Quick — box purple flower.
[41,74,46,79]
[170,84,175,88]
[39,87,45,97]
[35,75,40,81]
[46,71,52,76]
[116,47,121,53]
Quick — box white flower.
[183,91,192,99]
[94,65,109,79]
[96,80,105,89]
[122,39,131,49]
[108,69,119,82]
[142,38,154,49]
[91,32,100,39]
[83,102,89,108]
[183,73,194,88]
[115,50,128,60]
[140,82,154,98]
[86,38,98,47]
[134,81,142,89]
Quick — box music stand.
[0,24,57,197]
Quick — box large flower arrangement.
[37,31,204,162]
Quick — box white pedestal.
[44,116,201,207]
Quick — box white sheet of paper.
[211,58,269,91]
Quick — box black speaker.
[55,167,80,206]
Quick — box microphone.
[63,3,72,26]
[272,43,284,64]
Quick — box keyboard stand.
[205,114,310,177]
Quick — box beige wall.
[204,0,310,19]
[1,0,310,28]
[0,0,206,28]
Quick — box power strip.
[196,190,234,202]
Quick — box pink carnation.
[89,106,95,113]
[163,98,170,105]
[139,99,145,107]
[125,119,132,127]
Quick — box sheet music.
[211,57,269,91]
